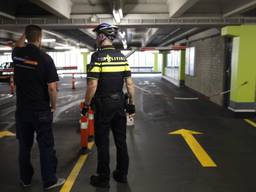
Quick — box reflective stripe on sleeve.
[89,65,101,73]
[124,65,130,71]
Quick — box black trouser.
[15,110,57,185]
[94,94,129,177]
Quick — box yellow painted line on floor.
[170,129,217,167]
[60,142,94,192]
[244,119,256,128]
[0,131,15,138]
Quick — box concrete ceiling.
[0,0,256,51]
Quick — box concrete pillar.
[179,50,185,86]
[162,51,168,76]
[154,52,158,72]
[81,52,89,73]
[222,25,256,112]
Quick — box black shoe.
[112,170,127,183]
[20,180,31,188]
[44,178,65,190]
[90,175,110,188]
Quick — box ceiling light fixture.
[119,31,126,39]
[113,8,123,23]
[25,39,56,43]
[113,9,121,23]
[54,46,75,50]
[119,31,127,49]
[122,39,127,49]
[42,38,56,43]
[118,8,123,18]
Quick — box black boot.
[90,175,110,188]
[112,170,127,183]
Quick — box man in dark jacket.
[12,25,65,190]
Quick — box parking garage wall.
[0,55,12,63]
[185,35,226,106]
[124,51,158,72]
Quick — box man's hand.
[15,33,26,48]
[48,82,57,113]
[124,77,135,117]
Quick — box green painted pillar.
[153,52,158,72]
[179,50,185,87]
[81,52,89,73]
[222,25,256,112]
[162,51,168,76]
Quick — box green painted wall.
[179,50,185,81]
[162,51,168,76]
[81,52,89,73]
[154,52,158,72]
[222,25,256,105]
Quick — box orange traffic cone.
[80,101,84,110]
[10,76,14,95]
[72,73,75,90]
[88,108,94,139]
[80,115,88,154]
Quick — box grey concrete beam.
[44,29,92,49]
[30,0,72,19]
[72,3,110,14]
[187,28,220,42]
[0,11,15,20]
[79,28,96,39]
[167,0,199,17]
[124,3,168,13]
[72,3,168,14]
[175,28,220,44]
[224,0,256,17]
[1,17,256,29]
[71,14,169,20]
[160,28,200,46]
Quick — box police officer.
[12,25,65,190]
[81,23,135,188]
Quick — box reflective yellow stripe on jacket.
[90,62,130,73]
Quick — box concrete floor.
[0,76,256,192]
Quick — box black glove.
[126,104,135,114]
[81,105,89,116]
[124,93,129,108]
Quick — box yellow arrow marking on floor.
[169,129,217,167]
[60,142,94,192]
[244,119,256,128]
[0,131,15,138]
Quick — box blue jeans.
[15,110,57,185]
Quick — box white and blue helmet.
[93,23,118,40]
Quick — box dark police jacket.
[87,46,131,97]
